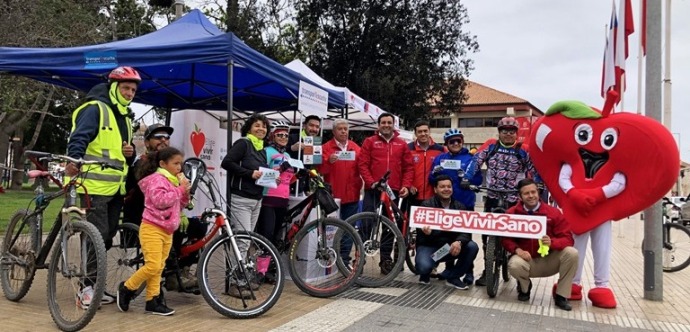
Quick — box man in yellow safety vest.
[65,66,140,308]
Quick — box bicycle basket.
[315,187,339,215]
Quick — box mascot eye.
[574,124,593,145]
[600,127,618,150]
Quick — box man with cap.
[65,66,140,308]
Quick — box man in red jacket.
[408,120,445,207]
[318,119,363,221]
[358,112,414,274]
[501,178,578,311]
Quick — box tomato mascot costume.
[528,92,679,308]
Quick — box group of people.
[65,66,584,317]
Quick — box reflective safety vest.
[69,101,131,196]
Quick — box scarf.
[246,134,264,151]
[156,167,179,186]
[108,82,132,116]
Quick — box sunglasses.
[500,129,517,135]
[151,134,170,140]
[448,139,463,145]
[274,133,289,138]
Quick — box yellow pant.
[124,222,172,301]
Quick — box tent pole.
[164,108,172,126]
[226,59,234,213]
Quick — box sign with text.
[298,81,328,118]
[409,206,546,239]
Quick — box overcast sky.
[463,0,690,161]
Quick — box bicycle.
[341,170,411,287]
[272,169,364,298]
[640,197,690,272]
[105,157,284,318]
[465,185,515,298]
[1,150,116,331]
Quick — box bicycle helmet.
[443,128,464,142]
[497,116,519,131]
[108,66,141,84]
[271,120,291,132]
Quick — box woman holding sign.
[221,113,269,256]
[257,121,296,245]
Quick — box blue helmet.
[443,128,464,142]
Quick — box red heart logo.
[190,124,205,157]
[528,100,679,234]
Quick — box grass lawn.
[0,189,62,234]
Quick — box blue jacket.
[429,148,482,209]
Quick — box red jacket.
[318,139,363,204]
[408,140,445,200]
[358,131,414,191]
[501,202,574,258]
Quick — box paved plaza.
[2,214,690,331]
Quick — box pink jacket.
[138,172,190,234]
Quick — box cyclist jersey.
[465,142,541,203]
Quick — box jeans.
[230,194,262,257]
[415,241,479,280]
[338,202,360,265]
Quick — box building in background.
[428,81,544,150]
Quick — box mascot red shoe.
[530,91,679,308]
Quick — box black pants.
[257,205,288,246]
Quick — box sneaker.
[475,271,487,286]
[77,286,94,310]
[462,274,474,286]
[101,291,116,305]
[418,275,431,285]
[379,259,395,275]
[117,282,137,312]
[446,278,469,290]
[145,296,175,316]
[517,280,532,302]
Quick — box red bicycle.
[106,158,284,319]
[342,171,416,287]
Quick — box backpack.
[485,142,526,169]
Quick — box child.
[117,147,190,316]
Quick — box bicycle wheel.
[289,217,364,298]
[106,223,145,298]
[485,236,499,298]
[661,223,690,272]
[1,209,39,301]
[197,231,284,318]
[341,212,405,287]
[47,219,106,332]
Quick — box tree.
[295,0,479,127]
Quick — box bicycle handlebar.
[25,150,124,171]
[461,184,518,195]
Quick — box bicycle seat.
[27,170,51,179]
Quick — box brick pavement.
[2,214,690,331]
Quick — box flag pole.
[636,0,645,115]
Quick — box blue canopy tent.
[0,9,346,200]
[0,9,346,111]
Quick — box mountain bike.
[106,158,284,318]
[464,185,515,298]
[341,170,412,287]
[640,197,690,272]
[1,151,115,331]
[272,169,364,298]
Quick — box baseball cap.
[144,123,174,140]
